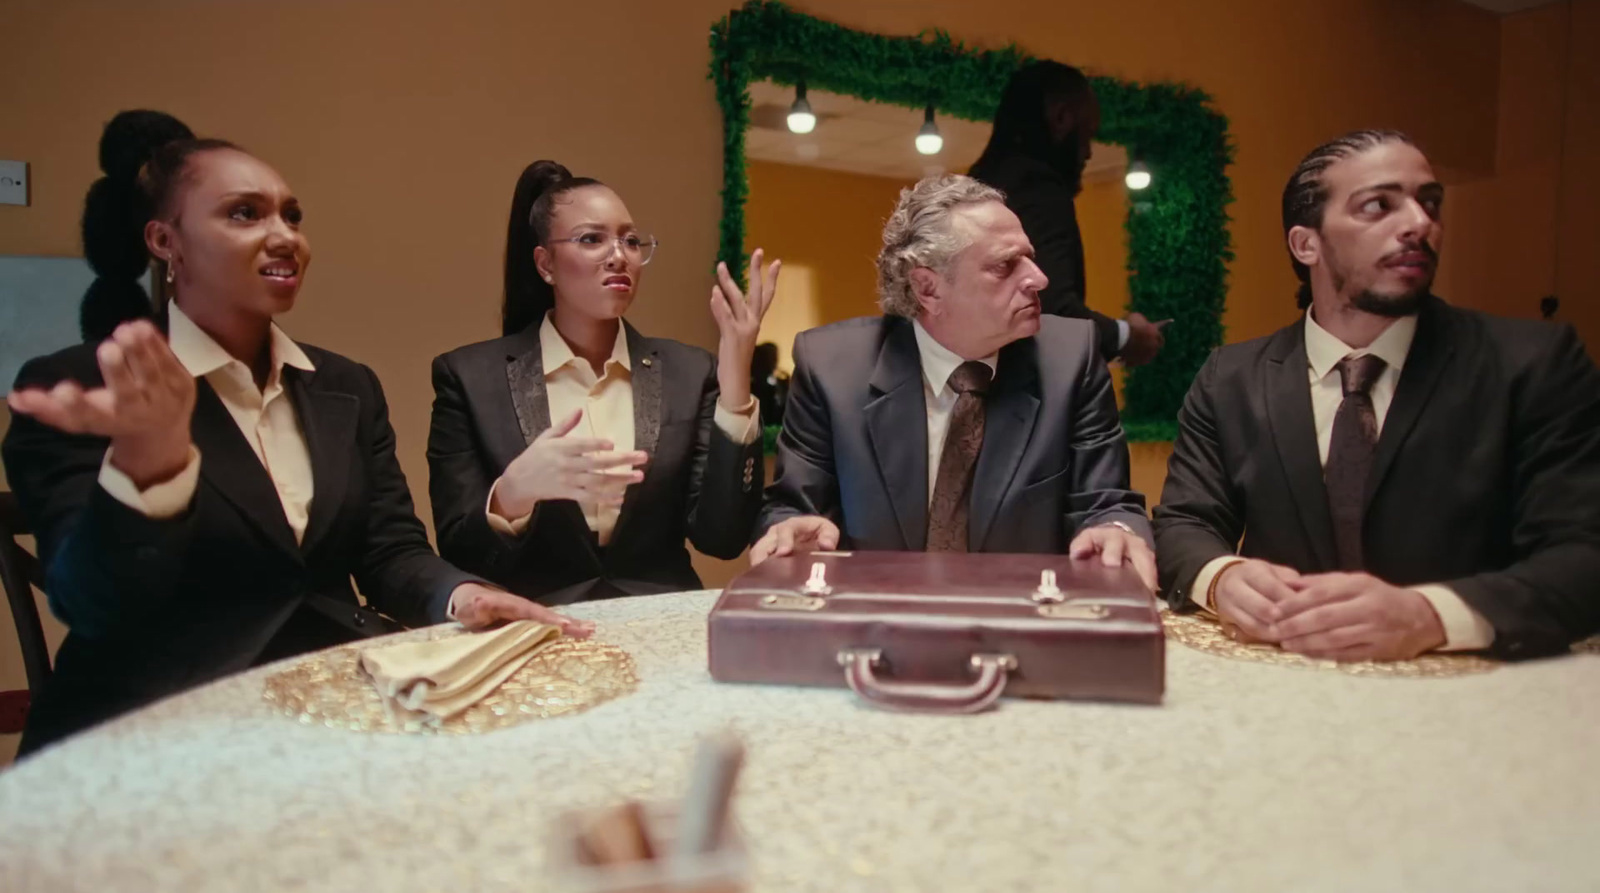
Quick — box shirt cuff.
[714,395,761,445]
[1116,318,1131,351]
[485,478,534,536]
[1188,555,1241,612]
[1412,584,1496,651]
[98,446,201,519]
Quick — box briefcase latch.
[801,562,833,596]
[1030,570,1066,604]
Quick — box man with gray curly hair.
[752,173,1153,583]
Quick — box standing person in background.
[750,341,788,427]
[970,61,1167,366]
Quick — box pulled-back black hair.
[1281,129,1415,309]
[501,160,604,337]
[78,109,239,341]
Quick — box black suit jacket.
[757,315,1150,551]
[1154,296,1600,658]
[427,322,763,604]
[969,152,1122,360]
[2,343,478,754]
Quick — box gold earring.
[165,263,175,285]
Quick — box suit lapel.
[190,380,301,560]
[970,339,1040,551]
[1366,298,1455,509]
[289,366,358,558]
[1264,326,1339,570]
[505,332,551,446]
[609,324,660,546]
[864,319,929,550]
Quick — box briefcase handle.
[836,648,1016,715]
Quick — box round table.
[2,591,1597,892]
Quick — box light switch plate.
[0,161,29,206]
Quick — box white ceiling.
[744,80,1127,185]
[1456,0,1562,12]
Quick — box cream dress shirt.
[1188,311,1495,650]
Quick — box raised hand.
[710,248,781,412]
[489,409,649,521]
[7,320,195,488]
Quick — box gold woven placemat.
[262,636,639,734]
[1162,612,1500,678]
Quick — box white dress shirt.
[487,313,759,545]
[911,321,999,504]
[99,302,317,543]
[1188,311,1495,650]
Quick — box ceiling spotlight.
[915,104,943,156]
[787,81,816,134]
[1125,158,1152,191]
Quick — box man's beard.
[1350,288,1427,318]
[1327,240,1434,318]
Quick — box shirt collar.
[912,320,998,395]
[1304,309,1417,381]
[166,301,315,381]
[539,311,631,376]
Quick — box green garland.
[710,1,1234,441]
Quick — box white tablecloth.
[2,591,1597,892]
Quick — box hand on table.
[1211,559,1302,644]
[1271,572,1446,662]
[1068,523,1157,591]
[749,516,840,566]
[449,583,595,639]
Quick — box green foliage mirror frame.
[710,1,1234,441]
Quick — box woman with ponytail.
[427,161,779,604]
[2,122,588,756]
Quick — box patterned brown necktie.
[927,361,993,552]
[1324,353,1387,570]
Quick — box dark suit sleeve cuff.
[427,568,491,625]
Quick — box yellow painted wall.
[1435,0,1600,360]
[745,160,910,370]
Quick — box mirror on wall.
[739,79,1133,401]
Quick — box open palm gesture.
[710,248,781,412]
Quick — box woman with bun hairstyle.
[78,110,194,342]
[427,161,779,604]
[3,117,588,756]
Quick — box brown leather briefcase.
[707,551,1164,713]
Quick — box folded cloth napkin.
[360,621,563,725]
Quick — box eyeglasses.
[549,232,660,266]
